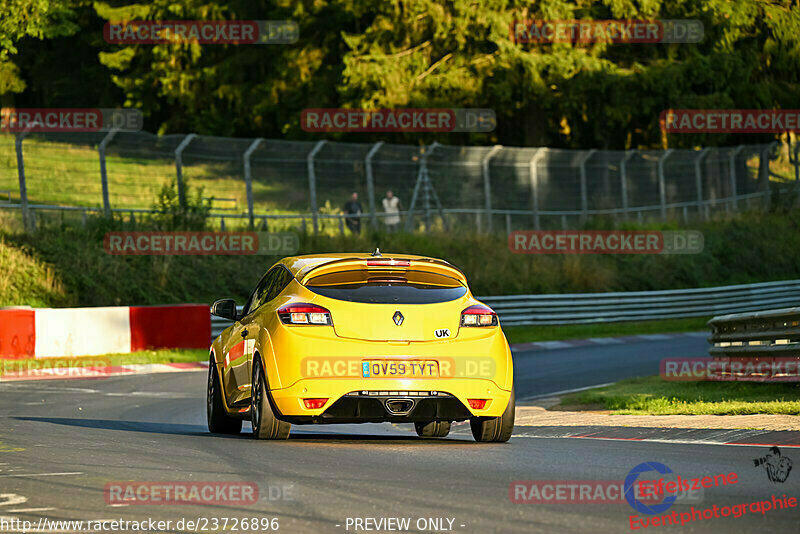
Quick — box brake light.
[367,277,408,283]
[468,399,488,410]
[461,304,498,327]
[278,303,332,325]
[303,398,328,409]
[366,259,411,267]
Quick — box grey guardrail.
[209,280,800,338]
[707,306,800,357]
[478,280,800,326]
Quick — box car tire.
[469,388,515,443]
[207,355,243,435]
[414,421,451,438]
[251,355,291,440]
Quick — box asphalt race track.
[1,337,797,534]
[513,333,710,399]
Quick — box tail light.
[468,399,488,410]
[366,259,410,267]
[461,304,498,327]
[303,398,328,409]
[278,303,332,325]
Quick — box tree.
[0,0,80,98]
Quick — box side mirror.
[211,299,238,321]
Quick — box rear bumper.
[279,393,473,424]
[270,377,512,421]
[266,324,514,391]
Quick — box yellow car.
[207,251,515,442]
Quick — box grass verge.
[559,376,800,415]
[3,210,800,308]
[502,317,709,345]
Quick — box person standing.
[382,190,401,232]
[343,192,363,235]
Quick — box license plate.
[362,360,439,378]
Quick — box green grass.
[502,317,709,344]
[0,135,350,215]
[2,209,800,315]
[0,349,207,376]
[559,376,800,415]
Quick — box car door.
[221,269,277,407]
[241,266,295,391]
[248,265,294,364]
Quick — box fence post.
[98,128,119,219]
[528,149,546,230]
[760,141,779,208]
[620,150,635,221]
[795,139,800,185]
[578,149,597,224]
[481,145,502,233]
[174,134,197,209]
[693,148,710,220]
[657,148,674,221]
[728,145,745,212]
[243,138,263,229]
[14,131,31,233]
[307,140,327,234]
[365,141,384,230]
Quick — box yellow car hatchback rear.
[208,252,515,442]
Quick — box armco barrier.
[708,307,800,357]
[209,279,800,337]
[0,305,210,358]
[706,307,800,381]
[480,280,800,326]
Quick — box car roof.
[276,253,466,282]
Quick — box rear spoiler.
[296,257,467,286]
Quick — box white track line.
[518,382,615,401]
[509,434,800,448]
[7,508,56,513]
[0,472,82,478]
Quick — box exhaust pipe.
[384,398,415,415]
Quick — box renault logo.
[392,311,404,326]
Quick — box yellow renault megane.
[207,251,515,442]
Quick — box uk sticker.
[434,329,451,338]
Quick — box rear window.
[305,269,467,304]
